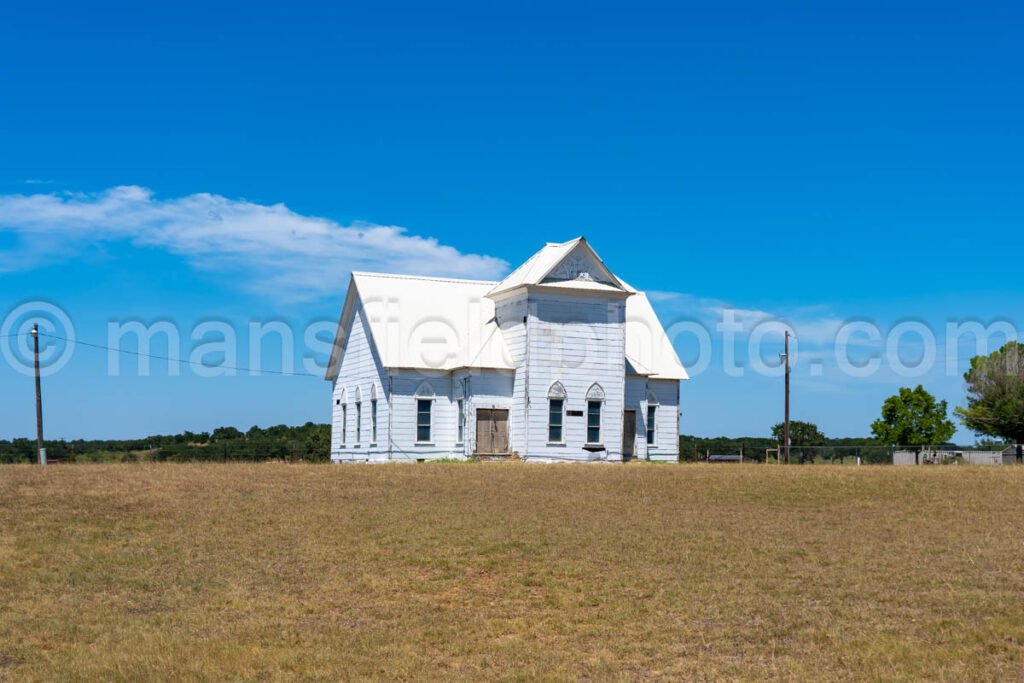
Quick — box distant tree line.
[0,423,331,464]
[678,433,894,464]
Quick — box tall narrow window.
[355,402,362,445]
[417,399,432,443]
[646,405,657,445]
[341,404,347,445]
[457,399,465,444]
[371,399,378,444]
[585,383,605,445]
[547,381,567,444]
[548,399,564,443]
[587,400,602,444]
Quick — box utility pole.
[32,323,45,465]
[783,330,790,465]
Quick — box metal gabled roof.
[326,272,513,379]
[624,292,690,381]
[326,240,688,382]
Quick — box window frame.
[416,398,433,444]
[356,401,364,448]
[456,398,465,445]
[341,403,347,446]
[646,405,657,446]
[548,398,565,444]
[586,399,602,445]
[370,398,378,445]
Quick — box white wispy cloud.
[0,186,510,301]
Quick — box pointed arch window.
[547,382,567,443]
[339,389,348,446]
[646,390,659,446]
[354,387,363,445]
[369,385,378,445]
[586,383,605,445]
[454,380,465,444]
[415,382,435,444]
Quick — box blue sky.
[1,1,1022,441]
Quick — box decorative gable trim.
[547,381,567,399]
[486,237,632,298]
[547,253,603,284]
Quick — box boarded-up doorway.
[475,409,509,455]
[622,410,637,460]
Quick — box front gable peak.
[486,237,633,298]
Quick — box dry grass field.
[1,463,1023,682]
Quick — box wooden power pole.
[783,330,790,465]
[32,323,45,465]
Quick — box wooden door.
[491,410,509,453]
[622,410,636,460]
[476,409,493,454]
[475,409,509,454]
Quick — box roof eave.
[527,283,634,299]
[324,275,360,381]
[648,372,691,381]
[379,363,515,373]
[489,282,634,302]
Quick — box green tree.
[211,426,243,441]
[771,420,826,464]
[954,342,1024,460]
[871,385,956,464]
[303,422,332,461]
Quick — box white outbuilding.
[325,237,688,462]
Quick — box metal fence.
[891,445,1023,466]
[751,444,1023,465]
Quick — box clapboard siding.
[387,372,457,460]
[495,297,528,453]
[647,379,680,462]
[455,370,515,456]
[623,377,680,461]
[624,376,649,459]
[331,303,390,462]
[524,294,626,461]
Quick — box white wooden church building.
[325,237,688,462]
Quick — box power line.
[34,332,323,378]
[1,330,1002,375]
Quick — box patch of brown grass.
[1,463,1022,681]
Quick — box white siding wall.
[523,293,627,461]
[455,370,515,456]
[495,296,528,453]
[625,377,680,461]
[382,370,514,460]
[624,376,648,460]
[646,379,680,462]
[331,303,390,462]
[387,372,455,460]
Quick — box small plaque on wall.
[566,410,584,417]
